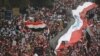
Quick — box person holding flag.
[50,1,98,56]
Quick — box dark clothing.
[34,47,44,56]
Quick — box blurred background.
[0,0,100,56]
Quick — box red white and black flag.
[50,2,97,56]
[24,20,46,31]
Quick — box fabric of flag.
[24,20,46,31]
[53,2,97,55]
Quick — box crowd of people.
[0,0,100,56]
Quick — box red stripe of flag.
[57,2,97,56]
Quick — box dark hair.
[86,9,95,19]
[95,0,100,6]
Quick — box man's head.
[86,9,96,19]
[95,0,100,6]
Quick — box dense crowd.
[0,0,100,56]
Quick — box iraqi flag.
[49,2,97,55]
[24,20,46,31]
